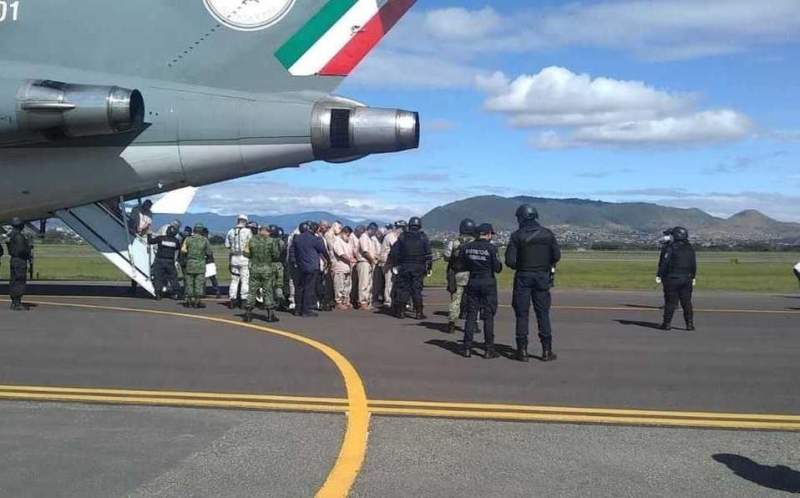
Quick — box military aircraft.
[0,0,419,294]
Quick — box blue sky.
[196,0,800,222]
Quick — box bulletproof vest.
[513,224,554,272]
[398,231,427,265]
[155,236,180,259]
[7,230,31,259]
[449,235,472,273]
[249,236,279,268]
[665,241,695,276]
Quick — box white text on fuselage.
[0,1,19,22]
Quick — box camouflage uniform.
[245,234,281,313]
[445,234,475,323]
[181,231,212,307]
[272,237,287,308]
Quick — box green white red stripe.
[275,0,416,77]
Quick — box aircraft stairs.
[55,202,156,296]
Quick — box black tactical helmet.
[459,218,476,236]
[273,227,285,238]
[395,220,407,229]
[298,222,309,233]
[268,224,279,234]
[309,222,320,233]
[515,204,538,223]
[246,221,258,234]
[166,225,178,237]
[10,217,24,228]
[671,226,689,241]
[408,217,422,230]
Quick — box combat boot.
[196,300,206,309]
[685,320,695,331]
[447,322,456,334]
[268,310,279,323]
[243,307,253,323]
[515,339,529,362]
[415,307,427,320]
[484,344,499,359]
[659,322,672,331]
[463,343,472,358]
[394,304,405,319]
[541,340,558,362]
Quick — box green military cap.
[193,222,205,232]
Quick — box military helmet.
[193,222,205,232]
[515,204,538,223]
[272,227,285,238]
[268,224,279,234]
[459,218,476,236]
[394,220,407,229]
[166,225,178,237]
[298,222,309,233]
[671,226,689,241]
[10,217,24,228]
[408,217,422,229]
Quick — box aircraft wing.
[1,0,416,94]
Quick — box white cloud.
[423,7,502,41]
[480,67,753,148]
[351,1,800,88]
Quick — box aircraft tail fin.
[4,0,416,94]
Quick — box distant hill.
[422,195,800,240]
[152,211,384,234]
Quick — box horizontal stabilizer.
[151,187,198,215]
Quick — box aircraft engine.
[311,98,420,163]
[0,79,144,141]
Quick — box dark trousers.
[319,271,334,308]
[9,257,28,300]
[296,270,320,314]
[662,276,693,324]
[152,258,179,297]
[512,271,553,344]
[464,279,498,347]
[395,268,425,311]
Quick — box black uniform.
[462,239,502,353]
[658,240,697,328]
[389,229,432,317]
[6,228,32,307]
[149,234,181,298]
[505,220,561,353]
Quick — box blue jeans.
[512,271,552,343]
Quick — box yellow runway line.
[2,385,799,432]
[4,299,368,498]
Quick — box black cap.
[477,223,494,235]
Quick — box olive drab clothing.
[246,235,281,310]
[181,234,212,300]
[445,234,474,322]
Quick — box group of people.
[225,215,434,322]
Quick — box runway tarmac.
[0,284,798,496]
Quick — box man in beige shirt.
[332,227,355,309]
[356,223,379,309]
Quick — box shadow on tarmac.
[616,319,664,330]
[426,339,524,360]
[622,303,662,310]
[713,454,800,493]
[0,283,136,297]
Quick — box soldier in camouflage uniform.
[269,225,287,311]
[444,219,476,334]
[244,224,281,323]
[181,223,213,308]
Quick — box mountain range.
[421,196,800,241]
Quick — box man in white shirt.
[380,222,402,308]
[332,227,356,309]
[356,223,379,310]
[225,214,252,308]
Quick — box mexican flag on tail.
[276,0,416,76]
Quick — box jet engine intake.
[1,79,144,141]
[311,100,419,163]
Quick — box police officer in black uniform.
[389,216,432,319]
[657,226,697,331]
[6,217,33,310]
[505,204,561,362]
[149,225,182,300]
[461,223,503,359]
